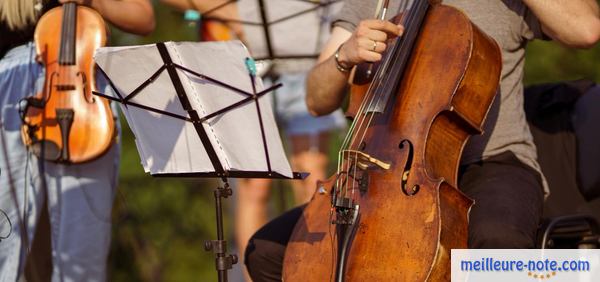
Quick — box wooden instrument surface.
[283,3,501,281]
[22,3,115,163]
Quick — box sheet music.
[94,41,293,178]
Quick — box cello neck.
[366,0,431,113]
[58,2,77,66]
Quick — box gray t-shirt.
[334,0,548,193]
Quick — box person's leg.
[44,77,121,281]
[0,43,46,282]
[459,151,544,248]
[245,205,304,282]
[0,130,43,282]
[235,178,271,281]
[289,132,330,205]
[44,140,119,282]
[0,132,45,282]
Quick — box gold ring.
[372,41,378,51]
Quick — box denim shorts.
[268,73,346,136]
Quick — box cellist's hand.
[338,20,404,67]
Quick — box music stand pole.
[204,179,237,282]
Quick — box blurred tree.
[525,40,600,84]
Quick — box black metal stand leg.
[204,181,237,282]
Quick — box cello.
[283,0,501,280]
[21,1,115,163]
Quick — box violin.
[201,19,236,41]
[21,1,115,163]
[283,1,501,280]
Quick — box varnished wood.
[284,4,501,281]
[22,4,115,163]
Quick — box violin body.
[283,4,501,281]
[22,3,115,163]
[201,19,235,41]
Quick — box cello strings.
[326,0,426,276]
[335,0,396,199]
[337,0,400,153]
[338,0,388,149]
[336,0,427,200]
[353,0,426,154]
[345,0,428,197]
[350,0,394,199]
[340,0,416,157]
[335,0,404,199]
[345,0,416,144]
[337,1,406,171]
[353,0,427,151]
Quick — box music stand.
[93,41,306,282]
[189,0,342,60]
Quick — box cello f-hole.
[399,139,419,196]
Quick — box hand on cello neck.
[338,20,404,67]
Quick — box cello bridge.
[342,150,390,170]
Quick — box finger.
[361,20,403,37]
[358,49,383,63]
[365,29,389,42]
[358,37,374,51]
[359,38,387,53]
[374,41,387,53]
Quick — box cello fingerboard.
[367,0,430,113]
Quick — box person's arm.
[523,0,600,48]
[60,0,155,35]
[160,0,228,12]
[306,20,402,116]
[160,0,244,40]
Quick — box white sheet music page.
[94,41,293,178]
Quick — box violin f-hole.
[77,71,94,103]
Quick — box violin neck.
[58,2,77,66]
